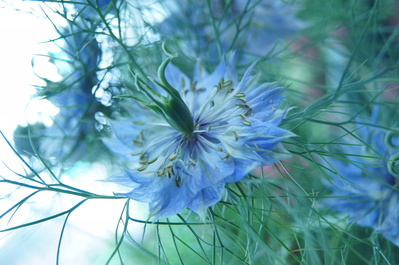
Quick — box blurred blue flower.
[14,19,103,163]
[103,54,293,219]
[74,0,114,18]
[158,0,211,59]
[159,0,305,62]
[325,109,399,246]
[213,0,306,58]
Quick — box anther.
[242,119,252,126]
[157,169,165,177]
[245,108,253,116]
[175,175,182,187]
[168,167,174,178]
[190,81,197,90]
[133,140,143,146]
[222,152,231,161]
[216,78,232,90]
[140,153,149,163]
[234,131,239,141]
[218,77,225,84]
[139,132,144,140]
[223,80,233,87]
[137,165,147,172]
[189,158,197,166]
[147,157,158,164]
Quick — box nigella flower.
[158,1,211,59]
[14,18,103,163]
[73,0,113,18]
[103,48,293,219]
[159,0,305,62]
[324,108,399,246]
[212,0,306,59]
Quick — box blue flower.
[73,0,114,18]
[159,0,305,62]
[14,19,103,163]
[157,1,211,59]
[103,53,293,219]
[324,109,399,246]
[213,0,306,58]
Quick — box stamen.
[222,152,231,161]
[147,157,158,164]
[216,78,232,90]
[189,158,197,166]
[139,132,144,140]
[157,169,165,177]
[190,81,197,90]
[242,119,252,126]
[245,108,253,116]
[223,80,233,87]
[169,153,178,160]
[175,175,182,187]
[236,103,250,109]
[234,131,239,141]
[133,140,143,146]
[137,165,147,171]
[140,153,149,164]
[235,92,246,97]
[167,167,174,178]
